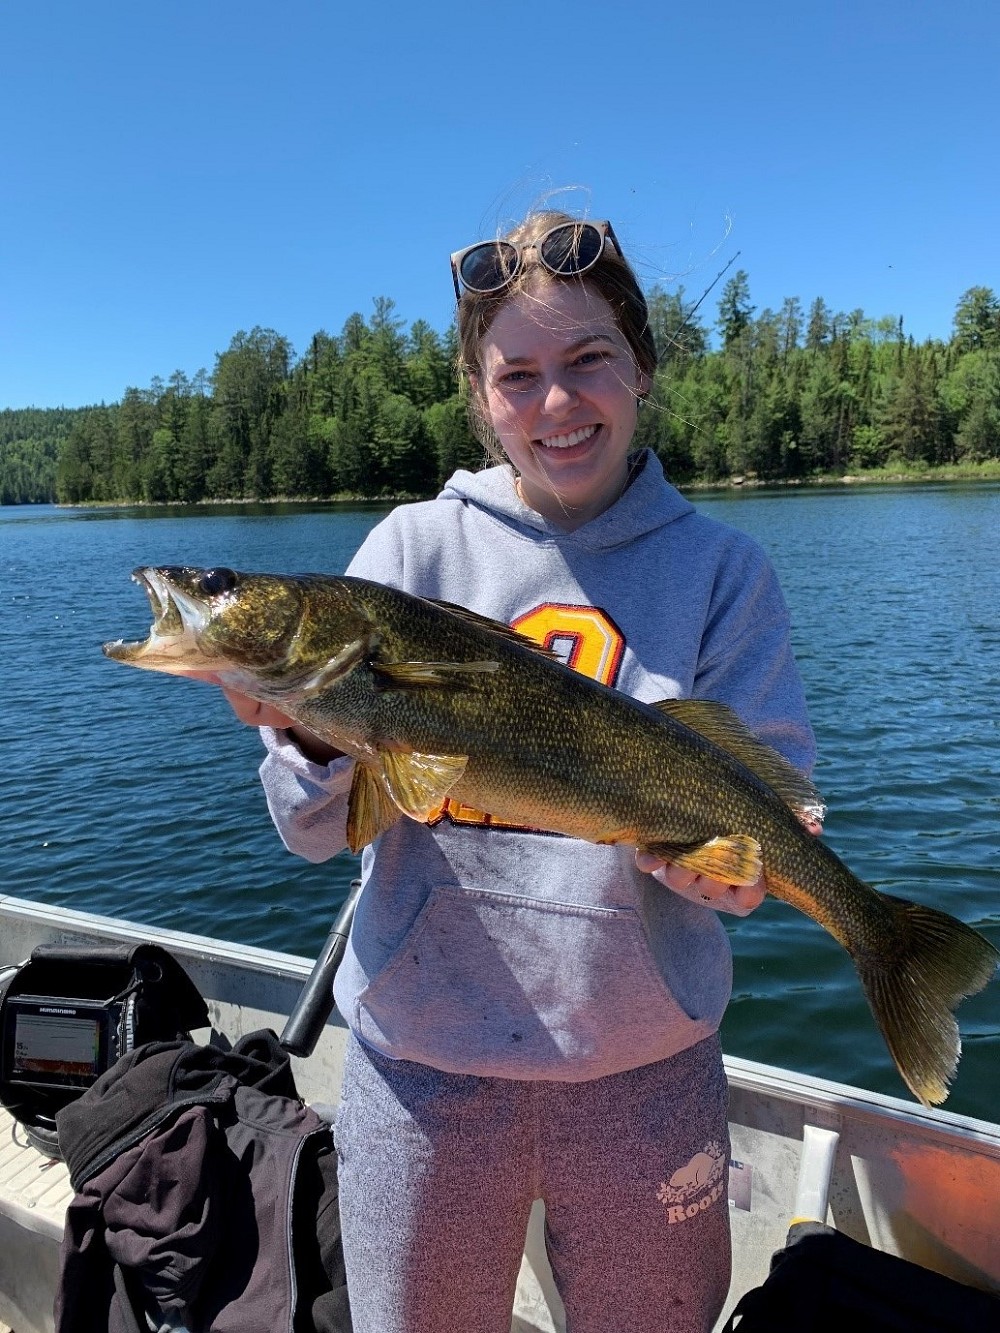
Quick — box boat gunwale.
[724,1053,1000,1151]
[2,892,996,1147]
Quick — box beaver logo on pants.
[656,1141,726,1224]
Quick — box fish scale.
[104,566,999,1108]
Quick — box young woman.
[224,212,817,1332]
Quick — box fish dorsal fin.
[380,750,469,820]
[653,698,826,826]
[644,834,763,888]
[346,764,402,853]
[428,601,559,659]
[372,660,499,691]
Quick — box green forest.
[3,278,1000,506]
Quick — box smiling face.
[473,277,649,530]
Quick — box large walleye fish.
[104,566,998,1106]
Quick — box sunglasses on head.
[450,220,622,301]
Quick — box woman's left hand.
[634,849,767,917]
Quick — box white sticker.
[728,1158,753,1211]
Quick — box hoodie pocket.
[353,884,715,1080]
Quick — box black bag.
[0,942,208,1157]
[724,1221,1000,1332]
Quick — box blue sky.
[3,1,998,409]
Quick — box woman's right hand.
[219,686,346,765]
[220,686,297,730]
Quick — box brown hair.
[455,211,658,459]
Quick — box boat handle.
[790,1123,841,1226]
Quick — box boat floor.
[0,1111,70,1333]
[0,1111,72,1243]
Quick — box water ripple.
[2,489,998,1117]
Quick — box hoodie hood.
[437,449,695,553]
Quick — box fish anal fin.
[380,751,469,820]
[645,834,763,887]
[346,764,402,853]
[373,660,498,691]
[652,698,826,827]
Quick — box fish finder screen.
[13,1011,101,1078]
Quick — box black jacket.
[55,1030,350,1333]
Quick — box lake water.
[2,484,998,1119]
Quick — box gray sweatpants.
[335,1035,732,1333]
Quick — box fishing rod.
[656,250,742,366]
[279,878,364,1058]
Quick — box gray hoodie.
[258,451,815,1081]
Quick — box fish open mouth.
[102,568,212,666]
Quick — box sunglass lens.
[540,224,604,275]
[459,242,519,293]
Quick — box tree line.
[2,281,999,507]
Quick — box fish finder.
[0,942,210,1158]
[1,992,127,1092]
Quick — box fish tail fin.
[855,895,998,1107]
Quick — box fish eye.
[198,567,238,597]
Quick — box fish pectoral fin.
[346,764,402,854]
[380,750,469,820]
[652,698,827,828]
[645,834,763,887]
[372,660,499,691]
